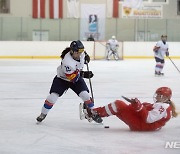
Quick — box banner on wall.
[32,0,46,18]
[67,0,80,18]
[49,0,63,19]
[122,5,163,19]
[80,4,105,41]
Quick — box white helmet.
[112,35,116,39]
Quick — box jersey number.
[159,106,165,114]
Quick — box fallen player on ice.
[81,87,178,131]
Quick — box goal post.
[94,41,123,60]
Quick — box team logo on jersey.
[64,66,71,72]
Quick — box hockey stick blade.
[122,96,133,103]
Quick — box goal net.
[93,41,123,60]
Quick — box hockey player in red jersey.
[92,87,178,131]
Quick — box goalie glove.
[131,98,143,112]
[80,71,94,78]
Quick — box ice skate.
[155,71,164,77]
[83,103,103,123]
[79,103,93,122]
[155,71,160,76]
[115,57,120,61]
[91,111,103,123]
[36,113,47,123]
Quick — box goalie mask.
[153,87,172,103]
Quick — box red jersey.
[94,100,172,131]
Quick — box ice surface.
[0,59,180,154]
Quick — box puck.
[104,126,109,128]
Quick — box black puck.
[104,126,109,128]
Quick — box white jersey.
[57,52,85,82]
[107,39,119,51]
[154,40,168,60]
[146,102,170,124]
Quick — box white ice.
[0,59,180,154]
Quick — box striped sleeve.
[104,102,118,116]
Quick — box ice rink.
[0,59,180,154]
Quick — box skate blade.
[155,74,164,77]
[79,103,93,122]
[79,103,85,120]
[36,121,42,125]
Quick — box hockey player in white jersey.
[106,36,120,60]
[153,35,169,76]
[36,40,102,123]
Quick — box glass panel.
[152,0,166,2]
[2,17,21,40]
[0,17,2,40]
[0,17,180,41]
[147,19,167,41]
[167,19,180,41]
[41,19,60,41]
[117,19,135,41]
[61,19,79,41]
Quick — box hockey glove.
[80,71,94,78]
[166,51,169,57]
[84,52,90,64]
[131,98,143,112]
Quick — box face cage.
[153,93,170,103]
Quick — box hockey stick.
[168,57,180,74]
[85,54,94,101]
[97,41,106,48]
[79,53,94,122]
[122,96,133,103]
[86,63,94,101]
[122,96,138,104]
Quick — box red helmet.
[154,87,172,103]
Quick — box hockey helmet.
[70,40,84,53]
[153,87,172,103]
[161,34,167,38]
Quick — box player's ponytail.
[60,47,71,59]
[169,100,178,118]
